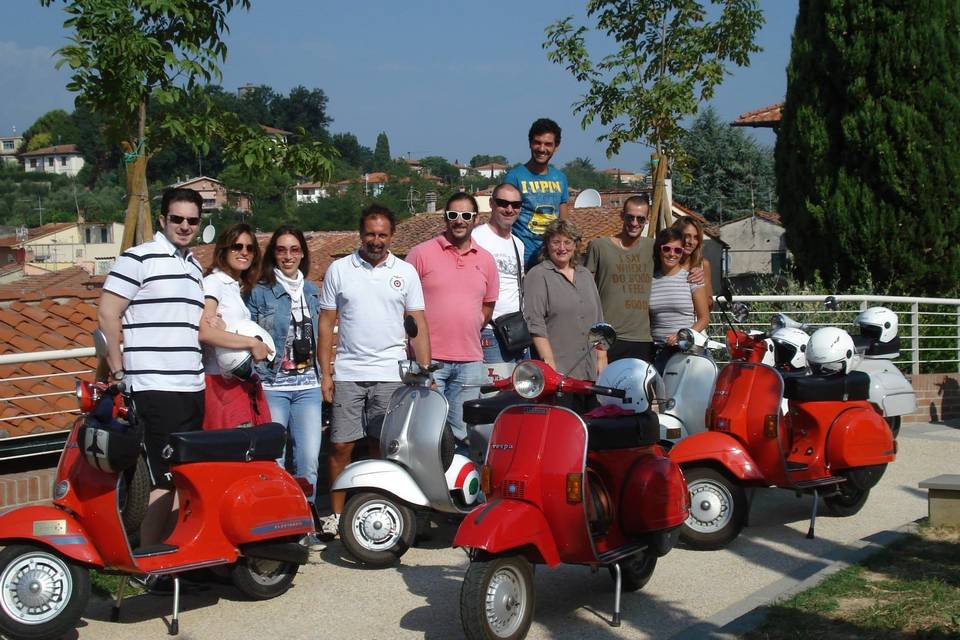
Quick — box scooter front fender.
[668,432,766,482]
[330,459,430,508]
[0,505,103,566]
[453,499,561,567]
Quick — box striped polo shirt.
[103,231,205,392]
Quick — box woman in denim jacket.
[247,226,324,526]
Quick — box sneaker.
[318,513,341,539]
[301,533,327,551]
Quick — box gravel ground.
[60,421,959,640]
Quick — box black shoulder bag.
[491,239,533,352]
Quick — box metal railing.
[708,294,960,375]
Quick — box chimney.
[425,192,437,213]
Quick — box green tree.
[776,1,960,296]
[372,132,391,171]
[672,106,774,222]
[562,157,615,190]
[544,0,763,232]
[332,133,373,173]
[469,154,508,168]
[419,156,460,184]
[22,109,80,150]
[42,0,335,248]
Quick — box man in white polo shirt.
[317,203,431,536]
[98,187,206,549]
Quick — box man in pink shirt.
[406,192,499,442]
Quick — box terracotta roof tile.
[0,223,75,248]
[19,144,80,157]
[0,266,99,298]
[731,102,783,128]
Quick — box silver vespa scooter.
[331,320,484,567]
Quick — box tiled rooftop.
[0,222,75,248]
[19,144,80,157]
[730,102,783,128]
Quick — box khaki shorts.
[330,381,403,443]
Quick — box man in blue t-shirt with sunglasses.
[504,118,570,268]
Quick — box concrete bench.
[919,474,960,526]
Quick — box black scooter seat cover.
[463,391,522,424]
[586,410,660,451]
[783,371,870,402]
[164,422,286,464]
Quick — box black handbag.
[491,238,533,352]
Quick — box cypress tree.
[372,132,391,172]
[776,1,960,295]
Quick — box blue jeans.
[432,360,483,442]
[265,387,323,505]
[480,327,529,364]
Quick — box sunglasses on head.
[229,242,255,253]
[624,214,647,224]
[445,210,476,222]
[166,213,201,226]
[493,197,522,210]
[661,245,684,256]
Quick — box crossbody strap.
[511,236,524,312]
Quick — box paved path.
[65,421,958,640]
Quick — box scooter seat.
[164,422,286,464]
[783,371,870,402]
[463,391,523,425]
[586,411,660,451]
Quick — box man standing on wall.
[504,118,570,268]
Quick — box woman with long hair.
[199,223,272,430]
[246,225,324,537]
[649,226,710,373]
[673,215,713,302]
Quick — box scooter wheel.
[340,492,417,567]
[610,551,657,592]
[461,555,534,640]
[680,466,747,550]
[0,544,90,640]
[230,557,298,600]
[823,484,870,517]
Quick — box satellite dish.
[201,225,216,244]
[574,188,602,209]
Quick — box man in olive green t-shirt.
[584,196,656,362]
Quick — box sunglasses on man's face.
[493,197,522,210]
[445,210,476,222]
[166,213,201,226]
[624,214,647,224]
[661,245,684,256]
[229,243,255,253]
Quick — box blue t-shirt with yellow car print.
[504,163,569,266]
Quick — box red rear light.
[763,414,778,439]
[705,407,715,429]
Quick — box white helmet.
[596,358,662,413]
[855,306,898,343]
[806,327,855,375]
[770,327,810,370]
[216,319,276,380]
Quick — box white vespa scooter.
[331,317,483,567]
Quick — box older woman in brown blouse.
[523,219,606,380]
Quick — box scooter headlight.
[676,328,694,352]
[512,361,545,399]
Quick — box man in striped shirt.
[98,188,206,548]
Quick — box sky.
[0,1,798,172]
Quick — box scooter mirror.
[93,329,109,359]
[731,302,750,323]
[588,322,617,351]
[403,314,419,338]
[824,296,838,311]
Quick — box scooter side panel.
[669,432,765,482]
[0,505,104,566]
[619,451,690,534]
[453,499,561,566]
[330,459,431,507]
[825,405,896,469]
[661,352,718,437]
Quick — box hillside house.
[167,176,252,214]
[719,210,788,276]
[21,144,85,177]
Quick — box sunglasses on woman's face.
[229,243,255,253]
[445,210,476,222]
[661,245,684,256]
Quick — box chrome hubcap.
[686,479,733,533]
[1,552,72,625]
[354,500,404,551]
[484,566,526,637]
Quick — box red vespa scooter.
[454,324,689,640]
[669,328,896,550]
[0,332,314,640]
